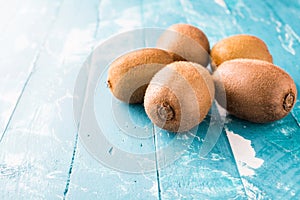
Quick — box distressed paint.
[0,0,63,140]
[222,1,300,199]
[155,111,247,199]
[226,114,300,199]
[0,0,299,199]
[0,0,99,198]
[67,0,159,199]
[224,0,300,97]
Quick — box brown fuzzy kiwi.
[107,48,184,104]
[211,34,273,70]
[157,23,210,67]
[213,58,297,123]
[144,61,215,132]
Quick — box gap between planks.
[62,0,103,198]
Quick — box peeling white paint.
[279,24,300,55]
[271,15,300,55]
[214,0,227,8]
[226,129,264,176]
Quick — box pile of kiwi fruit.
[107,23,297,132]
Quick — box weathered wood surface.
[0,0,299,199]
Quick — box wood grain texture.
[224,0,300,199]
[0,0,100,198]
[66,0,160,199]
[226,114,300,199]
[149,0,247,199]
[0,0,63,140]
[0,0,299,199]
[155,111,247,199]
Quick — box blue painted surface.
[226,114,300,199]
[0,0,299,199]
[154,106,247,199]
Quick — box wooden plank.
[223,0,300,199]
[155,108,247,199]
[0,0,299,199]
[66,0,160,199]
[260,0,300,125]
[67,48,158,198]
[148,0,247,199]
[0,0,100,199]
[223,0,300,91]
[226,114,300,199]
[0,0,63,139]
[67,142,158,199]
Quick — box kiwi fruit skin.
[107,48,184,104]
[213,58,297,123]
[144,61,215,132]
[211,34,273,70]
[157,24,210,67]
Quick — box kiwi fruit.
[107,48,184,104]
[157,23,210,67]
[213,58,297,123]
[144,61,215,132]
[211,34,273,70]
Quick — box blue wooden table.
[0,0,299,199]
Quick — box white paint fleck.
[272,16,282,33]
[242,178,265,199]
[290,190,296,196]
[46,170,63,179]
[278,24,300,55]
[119,185,127,192]
[214,0,227,8]
[180,133,189,140]
[272,15,300,55]
[226,129,264,176]
[148,183,158,197]
[281,128,289,136]
[276,182,290,191]
[211,153,226,161]
[233,0,264,22]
